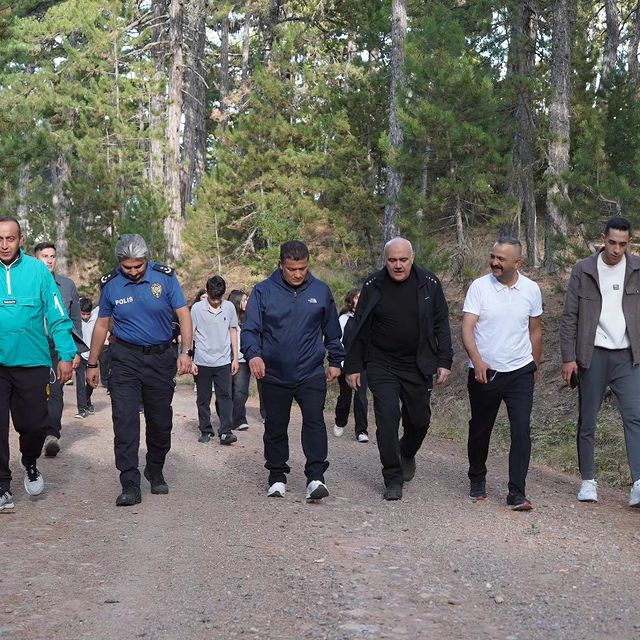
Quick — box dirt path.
[2,385,640,640]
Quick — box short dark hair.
[0,216,21,234]
[79,297,93,313]
[495,235,522,257]
[206,275,226,300]
[280,240,309,262]
[604,216,631,236]
[34,241,56,254]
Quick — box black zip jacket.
[343,265,453,377]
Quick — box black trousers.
[198,364,233,436]
[334,372,369,434]
[46,350,64,438]
[109,342,176,488]
[261,375,328,485]
[366,363,433,487]
[75,359,94,411]
[467,361,536,495]
[99,345,111,390]
[231,362,250,428]
[0,365,49,490]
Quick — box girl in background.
[227,290,250,430]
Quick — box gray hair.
[115,234,149,260]
[494,236,522,257]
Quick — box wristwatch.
[181,349,194,357]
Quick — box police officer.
[86,235,193,507]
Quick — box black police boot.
[401,456,416,482]
[383,484,403,501]
[143,466,169,495]
[116,485,142,507]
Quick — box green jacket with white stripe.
[0,250,77,367]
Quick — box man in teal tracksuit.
[0,216,76,511]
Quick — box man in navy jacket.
[242,241,344,501]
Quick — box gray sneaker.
[22,463,44,496]
[44,435,60,458]
[0,490,14,512]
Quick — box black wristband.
[86,363,99,368]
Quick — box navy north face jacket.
[241,268,344,385]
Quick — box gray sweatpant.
[578,347,640,482]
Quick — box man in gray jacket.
[560,216,640,507]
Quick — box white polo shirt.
[463,273,542,372]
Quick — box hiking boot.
[306,480,329,501]
[357,432,369,443]
[0,490,14,512]
[116,486,141,507]
[401,456,416,482]
[144,466,169,495]
[333,425,344,437]
[22,462,44,496]
[267,481,286,498]
[220,432,238,445]
[198,433,211,443]
[469,479,487,502]
[577,479,598,503]
[44,435,60,458]
[629,479,640,507]
[507,491,532,511]
[235,423,249,431]
[384,484,403,501]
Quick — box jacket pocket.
[0,297,37,332]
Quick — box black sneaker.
[401,456,416,482]
[507,491,532,511]
[116,486,142,507]
[198,433,211,443]
[0,489,14,512]
[383,484,403,501]
[144,466,169,495]
[469,480,487,502]
[86,404,95,415]
[220,433,238,445]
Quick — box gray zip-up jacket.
[559,250,640,368]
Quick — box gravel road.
[2,385,639,640]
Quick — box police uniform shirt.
[98,262,187,346]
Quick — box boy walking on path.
[75,297,98,418]
[191,275,239,445]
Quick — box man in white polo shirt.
[462,237,543,511]
[560,216,640,507]
[191,275,239,445]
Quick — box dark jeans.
[197,364,233,436]
[46,350,64,438]
[365,363,433,487]
[261,375,329,485]
[257,379,266,421]
[0,365,49,491]
[75,358,94,411]
[467,361,536,496]
[334,372,368,434]
[109,342,176,488]
[231,362,250,428]
[577,347,640,482]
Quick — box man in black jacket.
[344,237,453,500]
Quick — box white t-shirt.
[463,273,543,372]
[595,253,629,349]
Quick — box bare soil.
[2,384,640,640]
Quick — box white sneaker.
[306,480,329,501]
[629,479,640,507]
[0,490,14,512]
[333,425,344,437]
[577,479,598,502]
[267,482,286,498]
[236,423,249,431]
[22,463,44,496]
[357,432,369,443]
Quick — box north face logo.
[307,298,317,304]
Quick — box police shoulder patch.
[152,263,175,276]
[99,270,118,289]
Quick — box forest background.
[1,0,638,486]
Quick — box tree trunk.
[544,0,575,273]
[16,164,30,236]
[51,155,70,274]
[630,1,640,89]
[219,13,230,129]
[506,1,539,266]
[263,0,281,65]
[148,0,167,186]
[382,0,407,247]
[601,0,620,86]
[181,0,207,208]
[240,10,251,111]
[164,0,185,262]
